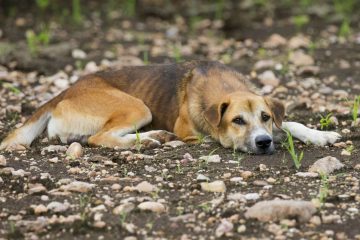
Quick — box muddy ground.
[0,1,360,239]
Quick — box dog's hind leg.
[274,121,341,146]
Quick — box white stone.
[134,181,158,193]
[32,204,48,215]
[215,219,234,237]
[72,49,87,59]
[289,50,314,66]
[245,200,316,222]
[295,172,319,178]
[164,140,185,148]
[196,174,210,182]
[138,201,165,213]
[258,70,280,87]
[47,201,69,213]
[28,183,47,194]
[66,142,83,159]
[0,155,6,167]
[60,181,95,193]
[308,156,344,175]
[113,203,135,215]
[264,34,287,48]
[200,180,226,193]
[245,193,260,201]
[199,154,221,163]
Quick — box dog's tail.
[0,92,65,150]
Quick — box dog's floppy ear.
[203,101,229,128]
[265,97,285,128]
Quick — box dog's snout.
[255,135,272,149]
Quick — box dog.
[0,61,341,154]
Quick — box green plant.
[123,0,136,17]
[215,0,225,20]
[172,44,183,63]
[351,96,360,122]
[2,82,21,94]
[143,50,149,65]
[72,0,82,24]
[26,28,50,55]
[339,19,351,38]
[318,172,329,205]
[319,113,332,130]
[232,147,243,167]
[308,40,317,55]
[134,128,142,152]
[346,145,354,154]
[199,202,211,213]
[79,195,91,222]
[196,133,206,144]
[176,162,183,174]
[36,0,50,10]
[282,129,304,169]
[292,15,309,31]
[119,211,127,226]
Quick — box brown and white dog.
[0,61,341,154]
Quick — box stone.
[28,183,47,194]
[295,172,319,178]
[289,50,314,66]
[308,156,344,175]
[0,155,6,167]
[333,90,348,98]
[66,142,83,159]
[72,49,87,59]
[288,35,310,49]
[215,219,233,237]
[32,204,48,215]
[164,140,185,148]
[254,59,275,70]
[258,70,280,87]
[196,174,210,182]
[228,193,246,202]
[322,214,341,224]
[199,154,221,163]
[113,203,135,215]
[264,34,287,48]
[134,181,158,193]
[200,180,226,193]
[47,201,69,213]
[60,181,95,193]
[240,171,253,179]
[296,65,320,76]
[245,200,316,222]
[245,193,260,201]
[138,201,165,213]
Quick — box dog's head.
[203,91,285,154]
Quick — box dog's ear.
[265,97,285,128]
[203,101,229,128]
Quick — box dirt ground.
[0,1,360,239]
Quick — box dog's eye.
[232,117,246,125]
[262,112,271,122]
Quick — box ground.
[0,1,360,239]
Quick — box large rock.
[289,50,314,66]
[308,156,344,175]
[60,181,95,193]
[245,200,316,222]
[138,201,166,213]
[200,180,226,193]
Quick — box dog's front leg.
[273,122,341,146]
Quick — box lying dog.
[0,61,341,154]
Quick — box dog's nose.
[255,135,272,149]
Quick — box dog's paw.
[0,142,27,152]
[306,130,341,146]
[140,138,161,149]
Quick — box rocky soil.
[0,1,360,239]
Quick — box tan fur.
[0,61,285,153]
